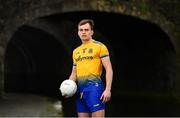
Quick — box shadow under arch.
[48,11,177,116]
[4,25,72,97]
[43,10,176,92]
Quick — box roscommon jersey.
[73,39,109,91]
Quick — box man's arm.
[68,65,77,81]
[100,56,113,103]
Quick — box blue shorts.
[76,82,105,112]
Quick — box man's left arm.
[100,56,113,103]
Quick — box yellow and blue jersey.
[73,39,109,91]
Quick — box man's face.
[78,23,93,42]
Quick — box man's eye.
[79,29,90,31]
[85,29,89,31]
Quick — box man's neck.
[82,38,93,44]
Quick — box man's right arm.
[68,65,77,81]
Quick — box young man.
[68,19,113,117]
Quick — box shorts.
[76,82,105,112]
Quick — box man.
[67,19,113,117]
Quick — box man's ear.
[91,30,94,36]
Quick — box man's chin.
[82,38,89,41]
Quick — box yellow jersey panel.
[73,40,109,80]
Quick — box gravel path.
[0,93,63,117]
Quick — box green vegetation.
[138,2,149,14]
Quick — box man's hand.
[100,89,111,103]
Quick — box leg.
[78,112,91,117]
[92,109,105,117]
[76,92,91,117]
[86,90,105,117]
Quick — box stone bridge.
[0,0,180,117]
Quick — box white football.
[59,79,77,97]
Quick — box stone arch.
[1,0,176,45]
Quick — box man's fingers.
[103,96,111,103]
[100,93,104,100]
[106,97,111,102]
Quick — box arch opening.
[4,25,71,97]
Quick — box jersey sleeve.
[72,50,77,66]
[100,44,109,58]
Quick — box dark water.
[105,94,180,117]
[62,92,180,117]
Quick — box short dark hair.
[78,19,94,30]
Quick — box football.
[59,79,77,97]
